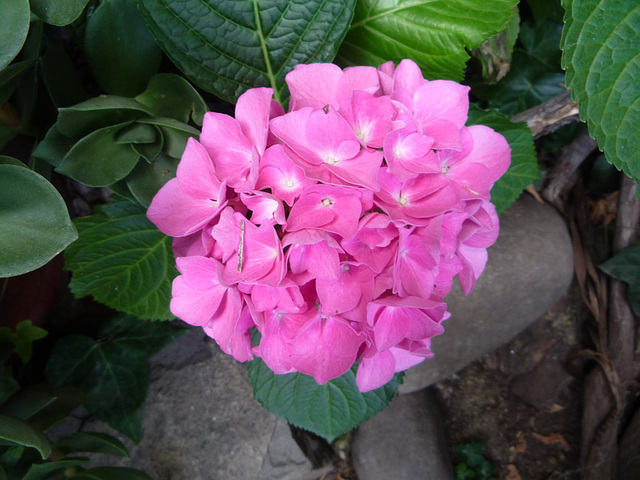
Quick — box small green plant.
[454,442,496,480]
[0,321,154,479]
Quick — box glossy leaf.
[248,358,402,442]
[30,0,91,26]
[56,123,141,187]
[0,165,78,277]
[0,414,50,460]
[53,432,129,457]
[22,459,89,480]
[467,106,540,213]
[57,97,152,139]
[64,200,177,320]
[32,126,74,168]
[337,0,518,81]
[139,0,356,104]
[135,74,207,126]
[85,0,162,96]
[138,117,199,158]
[126,154,179,207]
[561,0,640,181]
[0,0,30,70]
[600,246,640,317]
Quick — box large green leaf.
[45,316,183,440]
[0,165,78,277]
[600,246,640,317]
[0,0,30,70]
[337,0,518,81]
[85,0,162,97]
[467,106,540,213]
[30,0,90,26]
[0,414,50,460]
[64,199,177,320]
[56,96,152,139]
[561,0,640,181]
[56,123,141,187]
[247,358,403,442]
[138,0,356,104]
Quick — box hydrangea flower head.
[148,59,510,392]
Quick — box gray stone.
[258,418,314,480]
[400,195,574,393]
[352,389,454,480]
[84,329,278,479]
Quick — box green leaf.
[45,335,149,423]
[115,123,158,145]
[135,74,207,126]
[0,384,56,421]
[53,432,129,457]
[561,0,640,182]
[474,20,565,115]
[0,0,30,70]
[600,246,640,317]
[45,316,183,440]
[137,117,199,158]
[125,154,178,208]
[70,466,153,480]
[56,123,141,187]
[0,369,19,406]
[64,200,177,320]
[85,0,162,97]
[22,459,89,480]
[247,358,402,442]
[32,126,75,168]
[57,96,152,139]
[0,59,35,104]
[337,0,518,81]
[30,0,91,26]
[102,406,142,444]
[467,106,539,213]
[0,414,50,460]
[138,0,356,104]
[40,44,89,108]
[0,165,78,277]
[13,321,47,364]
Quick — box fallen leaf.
[547,403,565,413]
[506,463,523,480]
[532,432,570,451]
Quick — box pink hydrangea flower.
[148,59,511,393]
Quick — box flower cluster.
[147,59,510,392]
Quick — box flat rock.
[258,418,314,480]
[83,328,279,479]
[352,389,454,480]
[400,195,574,393]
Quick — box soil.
[434,281,589,480]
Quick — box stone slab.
[352,389,454,480]
[400,195,574,393]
